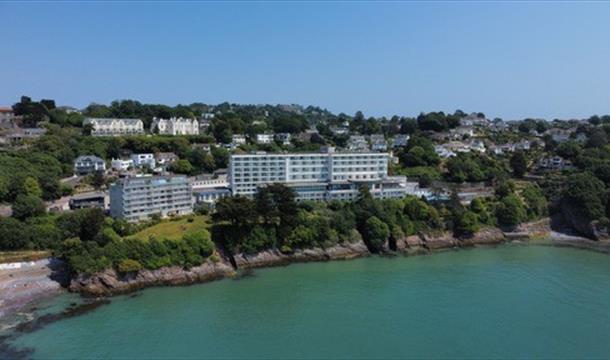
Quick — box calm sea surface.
[6,245,610,359]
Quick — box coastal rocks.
[461,228,505,246]
[420,232,459,250]
[503,218,551,240]
[234,241,370,269]
[69,260,235,296]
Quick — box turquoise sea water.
[7,245,610,359]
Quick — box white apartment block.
[150,117,199,136]
[229,147,408,201]
[83,118,144,136]
[109,176,193,222]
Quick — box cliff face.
[234,240,370,269]
[560,205,610,240]
[69,260,236,297]
[69,223,548,297]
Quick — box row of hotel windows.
[124,203,191,215]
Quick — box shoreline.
[3,219,610,322]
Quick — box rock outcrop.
[234,240,370,269]
[69,260,236,296]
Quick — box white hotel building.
[229,147,409,201]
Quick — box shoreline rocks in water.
[6,218,610,305]
[69,260,236,297]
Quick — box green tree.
[362,216,389,252]
[12,194,46,220]
[454,210,480,237]
[510,151,527,178]
[169,159,194,175]
[23,176,43,198]
[495,194,527,228]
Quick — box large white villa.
[83,118,144,136]
[150,117,199,136]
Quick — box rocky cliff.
[68,222,554,297]
[69,260,236,296]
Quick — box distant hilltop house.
[460,113,490,127]
[231,134,247,146]
[74,155,106,175]
[537,156,574,172]
[392,134,410,148]
[256,133,274,144]
[275,133,291,145]
[0,107,16,124]
[2,127,47,143]
[544,128,572,143]
[83,118,144,137]
[370,134,387,152]
[347,135,369,151]
[150,117,199,136]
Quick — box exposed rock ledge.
[71,219,609,297]
[69,241,370,296]
[69,260,236,297]
[234,240,370,269]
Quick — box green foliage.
[454,210,480,237]
[12,194,46,220]
[521,184,548,220]
[0,217,27,250]
[362,216,390,252]
[495,194,527,228]
[446,153,505,183]
[509,151,527,178]
[561,172,607,221]
[117,259,143,273]
[169,159,195,175]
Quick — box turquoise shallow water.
[7,245,610,359]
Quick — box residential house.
[537,156,574,171]
[232,134,246,146]
[83,118,144,136]
[275,133,291,145]
[392,134,410,148]
[256,133,274,144]
[130,153,156,168]
[111,158,134,171]
[544,128,571,143]
[155,152,179,167]
[347,135,369,151]
[69,192,107,210]
[370,134,387,152]
[74,155,106,175]
[150,117,199,136]
[434,145,457,158]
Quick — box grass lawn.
[0,250,52,264]
[128,215,210,241]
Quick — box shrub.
[117,259,143,273]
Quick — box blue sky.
[2,2,609,120]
